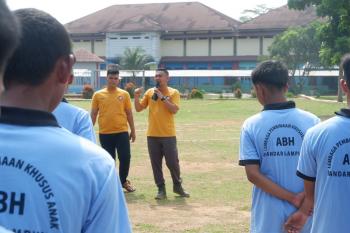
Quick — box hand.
[153,88,164,99]
[134,87,144,97]
[284,210,309,233]
[129,130,136,143]
[291,192,305,208]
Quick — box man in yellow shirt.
[91,66,136,192]
[134,68,189,199]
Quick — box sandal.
[122,180,136,192]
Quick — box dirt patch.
[129,201,250,233]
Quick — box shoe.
[122,180,136,192]
[155,184,167,200]
[173,184,190,198]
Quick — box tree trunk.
[337,66,343,102]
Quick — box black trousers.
[147,136,182,187]
[99,132,130,184]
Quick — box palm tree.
[120,47,154,83]
[120,47,153,70]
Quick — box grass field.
[71,98,346,233]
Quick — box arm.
[245,164,304,207]
[75,111,97,143]
[154,89,179,114]
[90,108,98,126]
[125,108,136,142]
[284,180,315,233]
[134,87,145,112]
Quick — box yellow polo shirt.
[140,87,180,137]
[91,88,132,134]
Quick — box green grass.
[69,97,346,233]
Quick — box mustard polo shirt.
[91,88,132,134]
[140,87,180,137]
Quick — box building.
[66,2,325,94]
[71,48,104,93]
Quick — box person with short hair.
[0,8,131,232]
[134,68,189,200]
[91,65,136,192]
[0,0,20,95]
[285,54,350,233]
[239,60,320,233]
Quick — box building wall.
[263,37,274,55]
[72,41,92,52]
[160,40,184,56]
[186,39,209,56]
[106,32,161,62]
[211,38,234,56]
[237,37,260,56]
[94,40,106,57]
[73,63,99,70]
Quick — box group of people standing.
[1,2,350,233]
[240,59,350,233]
[90,65,189,198]
[0,4,188,232]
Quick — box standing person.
[53,98,97,142]
[239,60,320,233]
[285,54,350,233]
[91,66,136,192]
[134,68,189,200]
[0,9,131,232]
[0,0,20,95]
[0,2,20,232]
[53,71,96,143]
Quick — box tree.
[239,4,271,22]
[120,47,154,83]
[120,47,154,70]
[288,0,350,101]
[268,22,322,93]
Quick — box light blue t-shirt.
[53,101,96,143]
[0,226,11,233]
[298,109,350,233]
[239,101,320,233]
[0,107,131,233]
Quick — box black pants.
[147,136,182,187]
[99,132,130,184]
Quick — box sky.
[7,0,287,24]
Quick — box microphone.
[152,82,160,101]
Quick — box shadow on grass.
[124,192,147,203]
[124,192,192,210]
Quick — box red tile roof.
[74,48,104,63]
[239,5,319,31]
[65,2,240,34]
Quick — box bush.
[232,82,241,92]
[124,82,135,98]
[190,88,204,99]
[234,88,242,99]
[286,92,295,98]
[82,84,94,99]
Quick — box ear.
[340,79,348,94]
[55,57,71,84]
[68,74,74,85]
